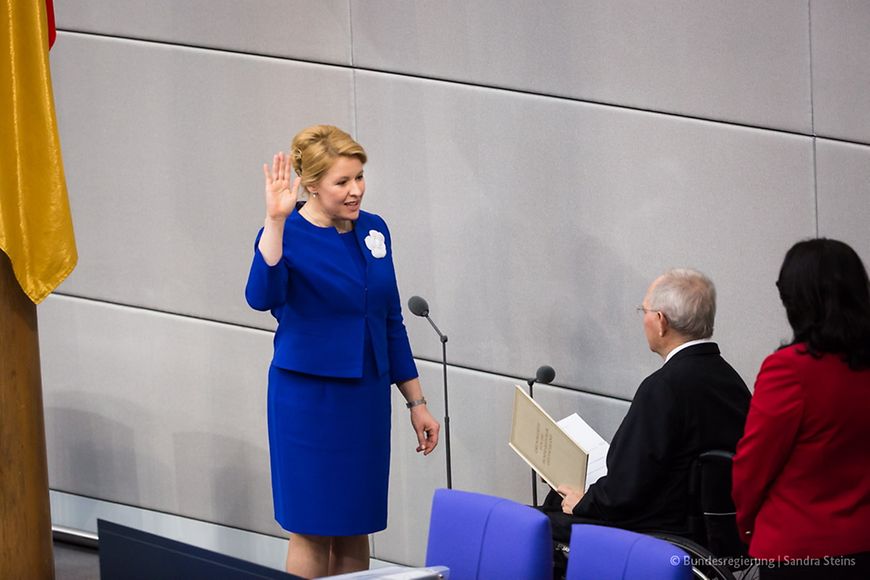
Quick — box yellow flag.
[0,0,76,304]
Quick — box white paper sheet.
[556,413,609,491]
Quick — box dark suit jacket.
[245,209,417,383]
[733,344,870,559]
[569,342,750,533]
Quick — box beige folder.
[509,385,588,492]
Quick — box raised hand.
[263,152,301,221]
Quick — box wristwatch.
[405,397,427,409]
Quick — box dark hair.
[776,238,870,369]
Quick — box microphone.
[408,295,429,317]
[526,364,556,507]
[408,295,452,489]
[527,365,556,390]
[408,295,446,343]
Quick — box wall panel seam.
[814,137,870,150]
[808,1,819,237]
[348,1,358,136]
[49,292,274,334]
[410,354,634,403]
[46,292,634,402]
[807,0,816,137]
[49,489,287,540]
[55,29,351,71]
[812,138,819,237]
[56,30,825,142]
[352,69,359,137]
[812,135,870,149]
[347,0,355,67]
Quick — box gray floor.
[53,541,100,580]
[52,539,398,579]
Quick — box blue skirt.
[267,336,392,536]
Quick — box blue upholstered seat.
[425,488,553,580]
[566,524,693,580]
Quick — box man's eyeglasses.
[635,306,661,315]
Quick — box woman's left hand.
[410,406,440,456]
[556,485,584,515]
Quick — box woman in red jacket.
[733,238,870,579]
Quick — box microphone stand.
[410,296,452,490]
[425,318,452,490]
[526,365,555,506]
[527,376,540,506]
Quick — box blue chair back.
[425,489,552,580]
[567,524,692,580]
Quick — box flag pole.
[0,250,55,579]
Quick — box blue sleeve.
[244,227,290,312]
[382,220,419,384]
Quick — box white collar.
[664,338,714,363]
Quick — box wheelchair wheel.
[732,565,761,580]
[648,532,738,580]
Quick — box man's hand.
[556,485,584,515]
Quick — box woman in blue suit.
[245,125,440,578]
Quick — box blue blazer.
[245,209,418,383]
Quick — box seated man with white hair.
[542,268,751,545]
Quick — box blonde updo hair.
[290,125,367,194]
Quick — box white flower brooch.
[364,230,387,258]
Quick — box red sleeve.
[732,351,804,541]
[46,0,56,49]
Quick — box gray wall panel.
[50,491,290,571]
[39,294,282,536]
[40,295,457,563]
[55,0,352,65]
[39,0,843,566]
[357,71,810,401]
[375,361,447,566]
[446,368,535,503]
[374,363,633,566]
[811,1,870,144]
[352,0,811,132]
[816,139,870,260]
[535,385,632,445]
[50,33,354,328]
